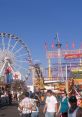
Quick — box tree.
[11,79,27,92]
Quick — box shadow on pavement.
[0,113,6,116]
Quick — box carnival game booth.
[67,67,82,107]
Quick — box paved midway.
[0,103,44,117]
[0,104,20,117]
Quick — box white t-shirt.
[46,95,57,112]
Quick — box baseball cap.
[69,96,77,103]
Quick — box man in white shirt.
[43,90,58,117]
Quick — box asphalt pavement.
[0,103,20,117]
[0,103,45,117]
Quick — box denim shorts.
[45,112,56,117]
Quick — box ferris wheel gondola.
[0,32,32,81]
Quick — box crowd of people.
[0,87,13,106]
[0,86,82,117]
[17,89,82,117]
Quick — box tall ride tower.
[55,34,63,81]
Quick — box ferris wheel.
[0,32,32,82]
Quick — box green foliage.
[11,80,27,92]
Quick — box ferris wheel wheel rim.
[0,32,32,65]
[0,32,33,80]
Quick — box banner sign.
[64,53,82,59]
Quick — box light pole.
[66,64,68,94]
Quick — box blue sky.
[0,0,82,67]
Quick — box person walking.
[43,90,58,117]
[8,91,12,105]
[18,92,32,117]
[30,93,39,117]
[68,95,82,117]
[57,90,69,117]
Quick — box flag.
[44,42,48,51]
[51,40,55,49]
[72,41,75,48]
[65,42,68,49]
[80,42,82,49]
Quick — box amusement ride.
[0,32,82,96]
[0,32,33,85]
[44,34,82,96]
